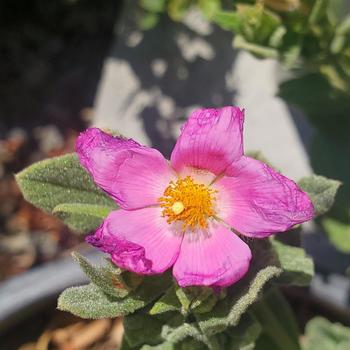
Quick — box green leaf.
[155,311,185,329]
[15,153,116,231]
[178,338,209,350]
[16,153,115,211]
[72,252,142,298]
[337,14,350,35]
[198,0,221,20]
[175,285,220,315]
[264,0,300,13]
[269,26,286,48]
[53,203,113,233]
[162,323,218,350]
[54,203,111,219]
[225,314,262,350]
[140,0,166,13]
[233,36,279,59]
[128,313,204,349]
[322,217,350,253]
[326,0,343,25]
[271,239,314,286]
[303,317,350,350]
[320,65,348,92]
[168,0,192,21]
[213,11,241,32]
[58,283,133,319]
[139,12,160,30]
[308,0,328,26]
[58,273,172,319]
[161,314,260,350]
[195,239,313,337]
[298,175,341,216]
[150,286,181,315]
[141,338,205,350]
[192,290,223,314]
[197,265,280,336]
[330,34,346,54]
[161,323,202,343]
[282,45,301,68]
[196,240,282,336]
[124,312,163,348]
[236,4,281,44]
[144,240,309,348]
[141,343,175,350]
[252,289,300,350]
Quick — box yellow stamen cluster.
[159,176,216,230]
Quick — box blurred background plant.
[137,0,350,254]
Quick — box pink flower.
[76,106,314,288]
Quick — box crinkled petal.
[213,156,314,238]
[173,222,251,287]
[87,207,183,274]
[76,128,175,209]
[170,107,244,175]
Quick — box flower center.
[159,176,216,230]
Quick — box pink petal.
[76,128,175,210]
[170,107,244,175]
[213,156,314,238]
[173,222,251,287]
[87,207,183,274]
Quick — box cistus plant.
[16,106,341,349]
[138,0,350,254]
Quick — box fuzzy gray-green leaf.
[141,339,204,350]
[141,343,175,350]
[15,153,116,232]
[197,240,282,336]
[53,203,114,233]
[182,239,312,339]
[162,323,218,350]
[58,273,172,319]
[72,252,130,298]
[225,314,262,350]
[175,285,220,315]
[150,287,181,315]
[298,175,341,216]
[58,283,135,319]
[124,312,163,348]
[303,317,350,350]
[271,239,314,286]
